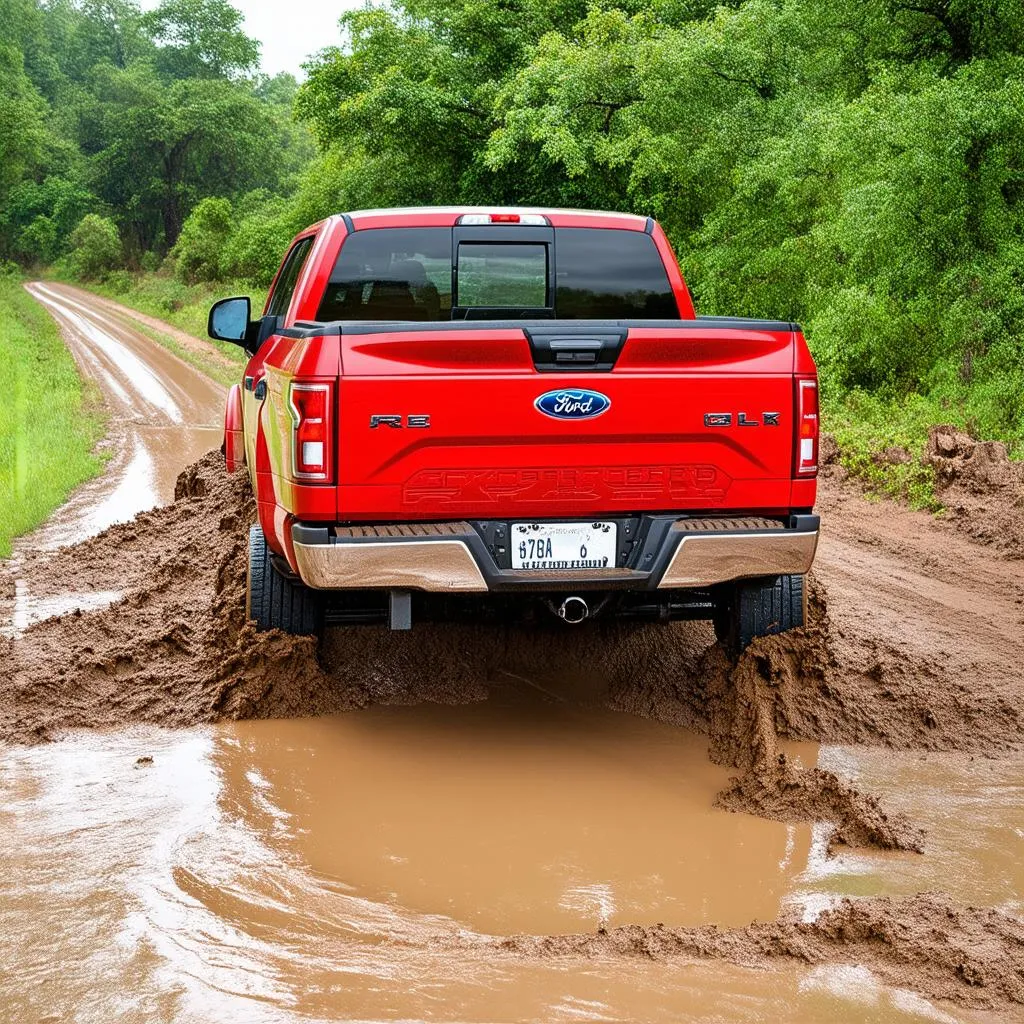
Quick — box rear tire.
[247,524,324,636]
[713,574,805,655]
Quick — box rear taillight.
[288,382,333,481]
[795,377,819,476]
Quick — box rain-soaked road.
[21,282,224,546]
[1,285,1020,1023]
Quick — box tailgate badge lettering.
[704,412,780,427]
[370,414,430,429]
[535,389,611,420]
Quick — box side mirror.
[208,296,252,345]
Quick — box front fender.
[223,383,245,473]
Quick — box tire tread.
[247,525,323,636]
[715,573,805,654]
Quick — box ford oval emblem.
[534,389,611,420]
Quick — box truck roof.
[338,207,652,231]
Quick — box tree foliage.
[171,195,233,282]
[0,0,312,263]
[68,212,121,278]
[2,0,1022,443]
[142,0,261,79]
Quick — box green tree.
[172,195,232,282]
[84,64,271,252]
[142,0,260,79]
[67,212,121,278]
[2,176,95,263]
[0,42,50,217]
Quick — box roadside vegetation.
[3,0,1022,505]
[79,272,261,373]
[822,392,947,509]
[0,274,106,557]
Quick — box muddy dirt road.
[20,282,224,549]
[2,287,1023,1023]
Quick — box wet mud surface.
[3,287,1024,1020]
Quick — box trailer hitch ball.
[558,596,590,624]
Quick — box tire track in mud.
[3,289,1024,1013]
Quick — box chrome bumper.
[292,517,818,593]
[656,525,818,588]
[293,537,488,592]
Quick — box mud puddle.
[793,745,1024,919]
[216,686,816,935]
[0,711,999,1024]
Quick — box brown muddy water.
[1,677,1016,1023]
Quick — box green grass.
[823,389,970,511]
[89,270,267,350]
[0,276,107,557]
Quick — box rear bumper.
[291,515,819,593]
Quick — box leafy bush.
[172,197,234,283]
[67,215,122,280]
[102,270,134,294]
[219,191,297,285]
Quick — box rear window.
[317,228,451,322]
[316,225,679,321]
[554,228,678,319]
[456,243,547,308]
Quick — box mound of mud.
[486,893,1024,1012]
[706,651,921,851]
[612,582,923,853]
[5,453,698,742]
[927,424,1024,557]
[3,453,335,742]
[821,424,1024,557]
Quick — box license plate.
[511,522,617,570]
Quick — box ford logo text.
[535,389,611,420]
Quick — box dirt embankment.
[484,893,1024,1014]
[822,423,1024,559]
[926,424,1024,557]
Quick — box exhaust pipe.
[558,596,589,625]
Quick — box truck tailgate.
[336,324,798,520]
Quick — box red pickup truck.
[208,207,819,651]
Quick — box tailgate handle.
[551,339,602,365]
[525,329,627,372]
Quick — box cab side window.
[266,236,315,319]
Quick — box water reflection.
[0,706,997,1023]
